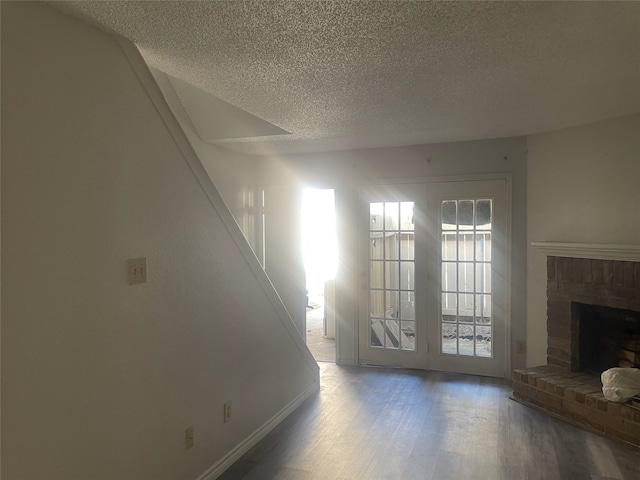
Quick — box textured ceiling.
[53,1,640,155]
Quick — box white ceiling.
[54,1,640,156]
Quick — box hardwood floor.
[218,363,640,480]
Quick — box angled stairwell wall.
[1,2,318,479]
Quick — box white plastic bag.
[601,367,640,402]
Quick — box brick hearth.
[512,365,640,448]
[513,256,640,448]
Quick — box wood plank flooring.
[218,363,640,480]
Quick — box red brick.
[619,405,636,421]
[556,378,589,399]
[623,419,640,439]
[536,376,547,389]
[613,261,625,287]
[585,394,600,409]
[607,401,623,416]
[590,407,625,431]
[574,258,584,283]
[546,382,562,395]
[563,258,574,282]
[582,259,593,284]
[548,297,571,316]
[513,382,536,400]
[603,261,614,285]
[547,357,570,369]
[537,365,565,373]
[536,375,567,395]
[511,367,640,445]
[547,323,570,339]
[579,415,605,433]
[531,255,639,446]
[565,388,577,402]
[571,258,590,284]
[537,390,563,410]
[547,337,570,351]
[570,282,612,298]
[547,347,570,362]
[555,258,565,281]
[592,259,604,284]
[574,384,601,404]
[562,399,589,419]
[624,262,635,288]
[547,256,556,281]
[604,426,638,446]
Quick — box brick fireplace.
[513,254,640,448]
[546,257,640,370]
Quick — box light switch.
[128,257,146,285]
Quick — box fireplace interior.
[578,303,640,373]
[512,256,640,448]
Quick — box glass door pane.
[440,199,493,358]
[369,201,416,352]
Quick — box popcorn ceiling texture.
[53,1,640,155]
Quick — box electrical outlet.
[516,341,527,354]
[223,402,231,423]
[128,257,146,285]
[185,426,194,449]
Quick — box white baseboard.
[195,382,319,480]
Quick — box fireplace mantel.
[531,242,640,262]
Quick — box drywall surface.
[151,68,307,332]
[149,67,263,257]
[1,3,317,479]
[261,136,528,371]
[527,114,640,366]
[184,129,262,255]
[263,185,307,337]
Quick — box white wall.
[527,114,640,366]
[263,186,307,336]
[261,136,528,371]
[151,71,306,332]
[1,3,317,479]
[185,131,264,261]
[150,68,263,257]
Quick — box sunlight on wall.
[302,188,337,293]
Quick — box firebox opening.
[577,302,640,374]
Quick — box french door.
[358,179,509,377]
[358,184,427,369]
[426,180,508,377]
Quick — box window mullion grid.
[383,237,388,349]
[455,201,460,355]
[395,227,401,349]
[382,203,387,349]
[472,200,477,357]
